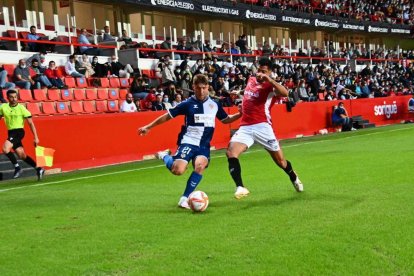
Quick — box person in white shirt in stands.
[120,93,138,112]
[65,55,84,78]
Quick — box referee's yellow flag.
[35,146,55,167]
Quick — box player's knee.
[226,148,237,158]
[17,152,26,159]
[171,167,185,175]
[2,147,9,154]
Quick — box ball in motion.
[188,191,209,212]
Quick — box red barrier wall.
[0,96,412,172]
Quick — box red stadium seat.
[107,100,119,112]
[7,30,17,38]
[83,101,97,113]
[109,78,121,88]
[141,69,152,78]
[56,102,71,114]
[100,78,110,88]
[76,77,88,88]
[3,64,16,77]
[61,89,74,101]
[19,31,29,39]
[64,77,76,88]
[85,89,97,100]
[97,89,108,100]
[26,102,42,116]
[33,89,48,101]
[18,89,34,102]
[119,78,129,88]
[73,89,86,100]
[41,102,57,115]
[119,89,128,100]
[47,89,61,101]
[70,101,84,114]
[108,89,119,100]
[96,100,108,112]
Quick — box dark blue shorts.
[172,144,210,165]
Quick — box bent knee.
[171,167,186,175]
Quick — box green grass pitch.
[0,124,413,275]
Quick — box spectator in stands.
[109,55,134,78]
[65,55,85,78]
[161,62,177,86]
[176,38,190,60]
[102,26,116,42]
[26,52,47,71]
[180,73,192,98]
[44,61,66,89]
[152,93,165,111]
[332,102,354,132]
[160,36,180,60]
[118,30,137,49]
[91,56,110,77]
[78,28,101,56]
[409,95,414,112]
[297,79,310,102]
[171,93,182,108]
[30,59,54,88]
[27,25,54,53]
[80,54,95,78]
[130,76,150,100]
[120,93,138,112]
[0,64,15,91]
[162,94,172,110]
[14,59,39,90]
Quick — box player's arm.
[26,117,40,146]
[138,113,172,136]
[221,104,242,124]
[258,73,289,97]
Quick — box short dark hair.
[7,89,17,96]
[258,57,272,69]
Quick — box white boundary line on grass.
[0,126,411,193]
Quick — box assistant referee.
[0,89,44,180]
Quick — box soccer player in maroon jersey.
[226,58,303,199]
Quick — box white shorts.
[230,122,280,151]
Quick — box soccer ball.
[188,191,209,212]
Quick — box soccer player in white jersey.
[227,58,304,199]
[138,74,242,209]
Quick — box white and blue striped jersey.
[168,96,229,148]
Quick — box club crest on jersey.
[209,104,214,109]
[193,105,198,108]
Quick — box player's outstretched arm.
[138,113,172,136]
[222,104,242,124]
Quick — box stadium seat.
[56,102,70,114]
[119,78,129,88]
[85,88,98,100]
[70,101,84,114]
[47,89,61,101]
[108,89,119,100]
[107,100,119,112]
[41,102,57,115]
[6,30,17,38]
[97,89,108,100]
[83,101,97,113]
[61,89,74,101]
[141,69,152,78]
[18,89,34,102]
[119,89,128,100]
[76,77,88,88]
[73,89,86,100]
[64,77,76,88]
[109,78,121,88]
[100,78,110,88]
[3,64,16,77]
[96,100,108,112]
[26,102,42,116]
[33,89,48,102]
[19,31,29,39]
[318,92,325,101]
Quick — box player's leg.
[180,155,208,203]
[253,123,303,192]
[266,149,303,192]
[2,140,21,178]
[226,126,254,199]
[15,147,45,181]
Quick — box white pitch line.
[0,126,412,193]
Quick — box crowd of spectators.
[249,0,414,25]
